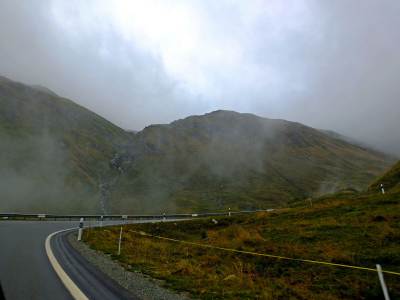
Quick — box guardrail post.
[376,264,390,300]
[77,218,84,241]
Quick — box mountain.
[109,110,394,213]
[30,84,59,97]
[0,76,394,213]
[319,129,368,148]
[0,76,129,213]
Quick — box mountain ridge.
[0,75,395,213]
[110,107,394,213]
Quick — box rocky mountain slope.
[110,110,394,213]
[0,76,129,212]
[0,76,394,213]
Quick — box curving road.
[0,220,152,300]
[0,221,76,300]
[51,229,138,300]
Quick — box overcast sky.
[0,0,399,155]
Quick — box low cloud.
[0,0,399,155]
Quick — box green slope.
[84,189,400,299]
[110,110,394,213]
[369,160,400,193]
[0,76,129,213]
[0,76,395,213]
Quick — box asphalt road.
[52,229,137,300]
[0,221,77,300]
[0,220,146,300]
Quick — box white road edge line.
[45,228,89,300]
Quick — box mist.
[0,131,96,213]
[0,0,399,155]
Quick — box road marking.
[45,228,89,300]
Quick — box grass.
[109,110,394,214]
[370,160,400,192]
[83,189,400,299]
[0,77,130,213]
[1,78,394,214]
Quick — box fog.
[0,0,399,155]
[0,131,96,213]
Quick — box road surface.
[0,221,76,300]
[0,220,143,300]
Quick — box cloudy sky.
[0,0,399,155]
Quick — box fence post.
[376,264,390,300]
[117,226,123,256]
[380,184,385,194]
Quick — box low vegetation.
[1,77,394,213]
[0,76,130,213]
[110,110,394,214]
[83,188,400,299]
[370,160,400,192]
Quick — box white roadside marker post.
[376,264,390,300]
[77,218,84,241]
[163,213,166,221]
[380,184,385,195]
[100,215,104,227]
[228,207,231,217]
[122,215,128,223]
[38,214,46,220]
[117,226,123,256]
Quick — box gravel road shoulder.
[67,232,192,300]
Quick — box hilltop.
[0,76,395,213]
[110,110,393,212]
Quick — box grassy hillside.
[369,160,400,193]
[83,187,400,299]
[0,76,394,213]
[110,110,393,213]
[0,76,129,213]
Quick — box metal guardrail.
[0,209,273,221]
